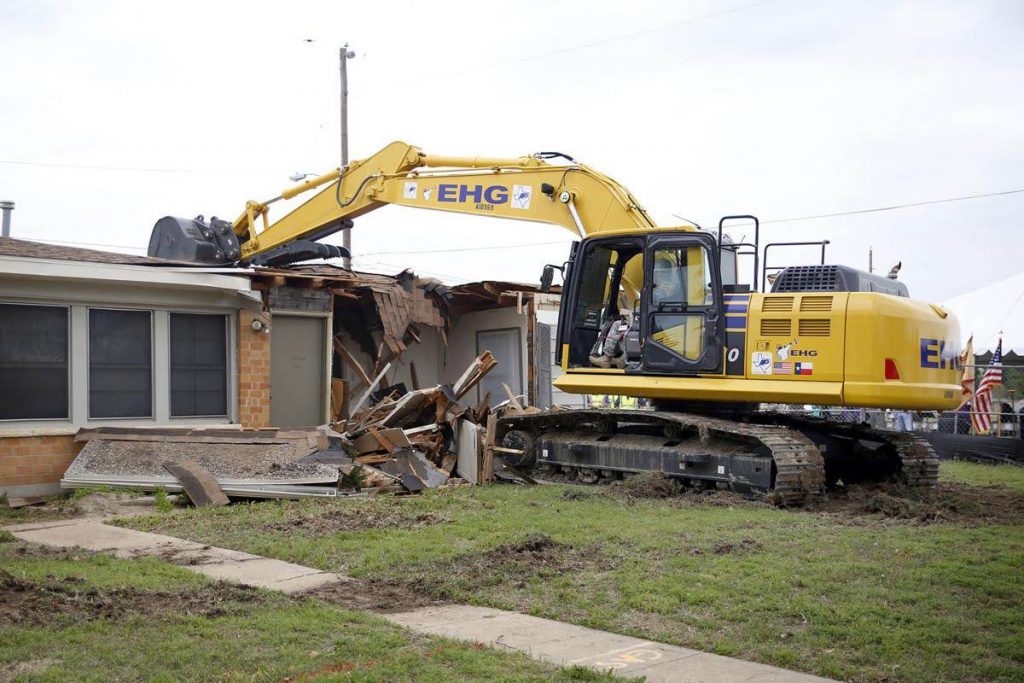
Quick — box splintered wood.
[453,351,497,400]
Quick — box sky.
[1,0,1023,303]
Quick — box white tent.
[942,272,1024,355]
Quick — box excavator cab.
[557,230,724,376]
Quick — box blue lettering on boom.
[484,185,508,204]
[438,184,457,202]
[435,183,511,205]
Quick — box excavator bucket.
[148,216,241,265]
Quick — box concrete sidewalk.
[7,519,835,682]
[6,518,342,593]
[386,605,832,683]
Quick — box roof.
[0,237,198,266]
[942,271,1024,355]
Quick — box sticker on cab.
[751,351,772,375]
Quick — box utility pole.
[0,201,13,237]
[340,43,355,269]
[868,246,873,273]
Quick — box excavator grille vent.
[798,319,831,337]
[799,295,833,312]
[773,265,840,292]
[762,296,794,312]
[760,319,792,336]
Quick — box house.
[0,237,569,498]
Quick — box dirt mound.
[712,538,763,555]
[391,532,616,601]
[263,507,449,534]
[561,488,598,501]
[490,533,564,557]
[0,571,271,627]
[300,578,442,614]
[813,482,1024,525]
[469,533,608,579]
[608,472,679,498]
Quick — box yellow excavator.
[149,141,962,503]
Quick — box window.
[170,313,228,417]
[89,309,153,418]
[0,304,69,420]
[649,245,714,361]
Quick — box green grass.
[0,543,619,682]
[941,460,1024,493]
[120,461,1024,683]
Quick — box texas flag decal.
[795,362,814,376]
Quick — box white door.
[476,328,522,406]
[270,315,326,427]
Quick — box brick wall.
[238,309,272,429]
[0,435,83,496]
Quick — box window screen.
[89,309,152,418]
[170,313,228,417]
[0,304,69,420]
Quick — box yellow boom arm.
[232,141,660,260]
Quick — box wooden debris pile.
[333,351,505,492]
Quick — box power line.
[389,0,777,86]
[763,187,1024,224]
[0,159,274,174]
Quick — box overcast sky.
[2,0,1022,303]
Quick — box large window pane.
[89,309,152,418]
[0,304,69,420]
[170,313,227,417]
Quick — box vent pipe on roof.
[0,201,13,237]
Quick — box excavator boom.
[149,141,658,266]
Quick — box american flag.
[971,338,1003,434]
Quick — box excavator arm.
[148,141,662,267]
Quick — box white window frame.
[0,301,72,422]
[86,306,155,420]
[168,312,231,419]
[0,299,237,432]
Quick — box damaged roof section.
[251,263,553,353]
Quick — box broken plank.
[331,378,346,421]
[482,413,497,484]
[502,383,524,411]
[409,361,420,391]
[354,454,396,465]
[368,427,399,453]
[453,351,498,400]
[333,336,373,387]
[350,362,393,417]
[162,460,229,507]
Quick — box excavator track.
[497,409,826,505]
[748,411,940,488]
[497,408,938,506]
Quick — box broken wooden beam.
[162,460,229,507]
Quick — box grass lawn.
[118,461,1024,683]
[940,461,1024,494]
[0,542,620,682]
